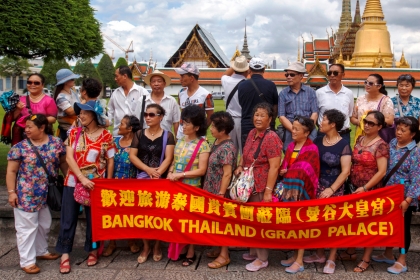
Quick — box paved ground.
[1,244,420,279]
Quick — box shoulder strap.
[73,127,83,160]
[396,95,404,117]
[26,93,32,114]
[249,78,268,103]
[184,138,205,172]
[376,96,386,111]
[253,129,269,160]
[383,148,413,185]
[159,130,168,164]
[226,79,245,109]
[139,95,146,129]
[28,139,52,179]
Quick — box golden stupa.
[350,0,393,67]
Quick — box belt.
[338,128,351,135]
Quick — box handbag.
[0,90,20,113]
[72,127,91,206]
[137,130,168,179]
[377,96,395,143]
[28,139,64,211]
[228,130,269,203]
[344,178,357,195]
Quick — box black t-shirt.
[238,74,278,135]
[131,129,175,178]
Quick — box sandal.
[323,260,336,274]
[371,253,395,264]
[128,240,140,254]
[153,248,163,262]
[137,249,151,264]
[354,260,370,273]
[87,253,98,267]
[59,258,71,274]
[22,264,40,274]
[102,243,116,257]
[338,250,357,261]
[208,255,230,269]
[206,249,221,258]
[182,253,197,266]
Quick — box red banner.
[91,179,404,249]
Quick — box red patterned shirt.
[242,129,282,192]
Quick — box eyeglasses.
[363,119,379,127]
[364,80,380,87]
[327,71,343,76]
[285,73,297,78]
[181,120,192,126]
[144,113,161,118]
[398,117,413,126]
[27,81,41,86]
[398,74,412,80]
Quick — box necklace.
[358,136,378,154]
[62,89,72,94]
[362,136,378,147]
[85,127,100,135]
[324,135,340,145]
[30,93,44,102]
[148,128,161,137]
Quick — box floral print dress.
[7,136,66,212]
[113,136,137,179]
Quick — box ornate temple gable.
[397,50,410,68]
[306,57,329,86]
[231,48,242,61]
[303,38,332,62]
[165,24,229,68]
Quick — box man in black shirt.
[238,57,278,149]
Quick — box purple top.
[16,95,58,128]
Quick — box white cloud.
[125,3,146,13]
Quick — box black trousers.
[55,187,94,253]
[400,206,416,254]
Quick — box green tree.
[115,57,128,69]
[97,54,117,94]
[73,59,102,86]
[0,57,30,91]
[0,0,103,60]
[40,59,71,88]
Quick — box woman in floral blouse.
[55,100,115,274]
[102,115,141,257]
[372,116,420,274]
[234,103,282,272]
[203,111,237,269]
[7,114,67,274]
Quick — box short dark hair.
[234,70,248,75]
[24,114,52,135]
[122,115,141,133]
[329,63,345,73]
[27,73,45,85]
[294,115,315,133]
[146,103,166,116]
[324,109,346,131]
[210,111,234,134]
[397,74,416,88]
[181,105,207,137]
[252,102,274,119]
[366,110,386,128]
[118,66,133,79]
[82,78,102,98]
[184,73,199,81]
[369,73,387,95]
[250,68,265,74]
[396,116,420,143]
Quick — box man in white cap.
[278,61,318,152]
[221,55,249,153]
[143,69,180,133]
[238,57,278,149]
[175,63,214,139]
[108,66,149,136]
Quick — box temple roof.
[164,24,229,68]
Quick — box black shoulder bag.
[249,78,268,103]
[383,148,413,186]
[139,95,146,129]
[225,79,245,109]
[28,139,64,211]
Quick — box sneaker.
[372,253,395,264]
[303,253,326,263]
[242,252,257,261]
[387,262,407,274]
[245,259,268,272]
[285,262,304,274]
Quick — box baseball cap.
[174,63,200,76]
[249,57,266,70]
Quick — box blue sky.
[90,0,420,69]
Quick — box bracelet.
[77,173,83,178]
[183,172,186,178]
[329,187,335,193]
[218,193,225,196]
[265,187,273,191]
[8,189,15,193]
[363,185,367,192]
[237,165,243,168]
[405,198,411,205]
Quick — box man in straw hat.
[278,61,318,152]
[221,55,249,153]
[143,70,180,133]
[238,57,278,150]
[175,63,214,139]
[108,66,149,136]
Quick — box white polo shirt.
[108,83,149,136]
[221,74,245,118]
[316,84,354,130]
[144,93,181,132]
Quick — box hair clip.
[30,115,37,120]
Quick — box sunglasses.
[398,117,413,126]
[27,81,42,86]
[364,80,380,87]
[327,71,342,76]
[363,119,379,127]
[398,74,412,80]
[285,73,297,78]
[144,112,161,118]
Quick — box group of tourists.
[4,57,419,275]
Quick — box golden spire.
[297,37,301,62]
[362,0,385,21]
